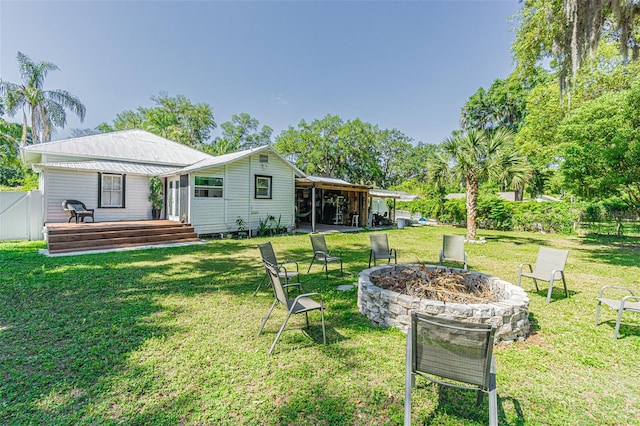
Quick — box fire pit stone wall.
[357,264,530,343]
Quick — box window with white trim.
[194,176,223,198]
[255,175,272,199]
[99,173,125,208]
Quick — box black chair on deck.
[62,199,95,223]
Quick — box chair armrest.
[328,248,342,257]
[280,260,299,272]
[293,292,322,302]
[598,285,635,298]
[276,264,292,277]
[314,250,328,259]
[621,295,640,307]
[283,282,304,296]
[283,283,302,289]
[518,263,533,275]
[550,269,564,281]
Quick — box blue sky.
[0,1,521,145]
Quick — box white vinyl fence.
[0,191,44,241]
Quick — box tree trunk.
[31,107,39,144]
[21,110,28,146]
[466,174,479,241]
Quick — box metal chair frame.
[258,261,326,355]
[596,285,640,339]
[404,312,497,426]
[307,234,343,278]
[369,233,397,268]
[254,242,300,296]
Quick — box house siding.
[42,169,153,223]
[190,152,295,235]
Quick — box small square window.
[255,175,272,199]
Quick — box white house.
[20,129,304,236]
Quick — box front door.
[168,177,180,221]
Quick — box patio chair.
[258,261,326,355]
[595,285,640,339]
[254,242,300,296]
[307,234,343,278]
[369,233,397,268]
[62,199,95,223]
[517,246,569,303]
[404,312,497,426]
[439,235,467,270]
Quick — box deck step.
[46,221,200,254]
[47,222,192,236]
[48,238,203,254]
[48,226,195,243]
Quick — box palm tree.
[431,128,530,240]
[0,52,86,146]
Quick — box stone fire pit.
[357,264,530,343]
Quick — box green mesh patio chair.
[404,312,497,426]
[307,234,343,278]
[258,261,326,355]
[369,233,397,268]
[254,242,300,296]
[439,235,467,270]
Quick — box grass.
[1,226,639,425]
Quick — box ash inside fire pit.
[370,264,495,304]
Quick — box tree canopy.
[513,0,640,94]
[211,113,272,154]
[98,93,216,148]
[559,83,640,212]
[460,73,547,133]
[274,115,432,189]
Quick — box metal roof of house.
[21,129,213,167]
[32,160,182,176]
[177,145,305,176]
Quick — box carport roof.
[296,175,371,192]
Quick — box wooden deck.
[44,220,202,255]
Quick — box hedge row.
[398,196,636,235]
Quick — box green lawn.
[1,227,638,425]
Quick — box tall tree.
[430,128,529,240]
[375,128,416,188]
[461,72,548,132]
[98,93,215,147]
[559,84,640,213]
[275,115,350,178]
[275,115,384,185]
[213,113,272,154]
[0,52,86,145]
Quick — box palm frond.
[46,89,86,121]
